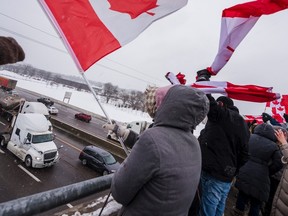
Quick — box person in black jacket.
[232,123,283,216]
[198,95,250,216]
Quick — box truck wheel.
[103,170,109,176]
[25,155,32,167]
[0,139,6,148]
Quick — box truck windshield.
[32,134,54,144]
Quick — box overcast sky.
[0,0,287,115]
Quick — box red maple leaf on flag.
[272,100,280,106]
[108,0,158,19]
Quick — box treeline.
[0,63,146,111]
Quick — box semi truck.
[0,113,59,168]
[126,121,152,134]
[107,120,152,141]
[0,89,59,168]
[0,76,17,90]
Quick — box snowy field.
[0,70,152,123]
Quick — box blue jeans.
[199,172,232,216]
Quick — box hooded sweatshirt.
[111,85,209,216]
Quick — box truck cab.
[126,121,152,134]
[3,113,59,168]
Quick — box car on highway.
[37,97,54,106]
[75,112,92,123]
[79,145,120,175]
[47,106,58,115]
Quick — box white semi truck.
[0,113,59,168]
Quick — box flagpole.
[80,72,130,156]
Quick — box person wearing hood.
[197,95,250,216]
[232,123,283,216]
[108,84,209,216]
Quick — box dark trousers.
[262,178,280,216]
[235,190,262,216]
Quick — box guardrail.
[0,175,113,216]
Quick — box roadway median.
[50,118,127,160]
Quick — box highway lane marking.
[66,203,73,208]
[56,136,82,152]
[18,165,41,182]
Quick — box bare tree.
[102,82,119,103]
[128,90,145,110]
[118,89,130,107]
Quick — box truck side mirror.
[23,138,31,145]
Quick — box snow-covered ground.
[0,70,152,123]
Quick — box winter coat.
[198,94,250,182]
[111,85,209,216]
[271,144,288,216]
[235,123,283,202]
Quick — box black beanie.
[216,96,234,108]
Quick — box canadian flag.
[266,95,288,122]
[209,0,288,75]
[39,0,188,71]
[165,72,280,103]
[191,81,280,103]
[243,115,263,124]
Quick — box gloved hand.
[196,69,211,82]
[262,112,272,123]
[102,121,130,140]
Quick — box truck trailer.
[0,76,17,90]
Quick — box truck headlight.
[35,156,42,161]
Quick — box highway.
[0,87,125,215]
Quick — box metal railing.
[0,175,112,216]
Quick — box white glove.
[102,122,116,131]
[102,122,130,140]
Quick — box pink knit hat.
[155,85,173,109]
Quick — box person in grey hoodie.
[110,84,209,216]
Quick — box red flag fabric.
[243,115,263,124]
[209,0,288,75]
[266,95,288,122]
[165,72,280,103]
[191,81,280,103]
[39,0,188,71]
[281,95,288,107]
